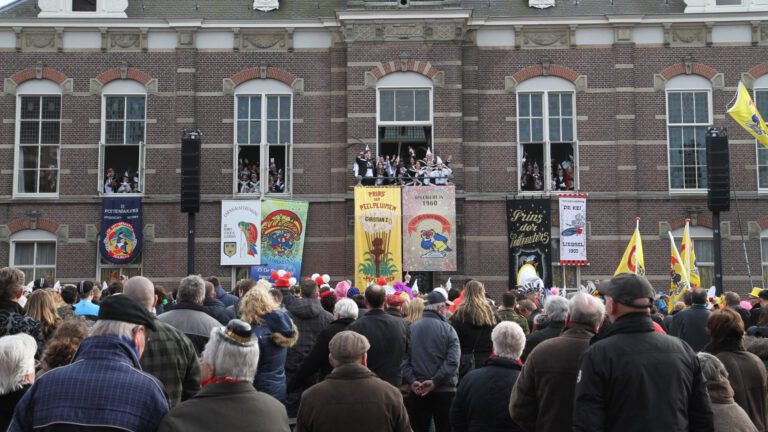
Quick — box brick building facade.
[0,0,767,297]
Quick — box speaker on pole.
[706,128,730,213]
[181,130,201,214]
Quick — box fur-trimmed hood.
[271,322,299,348]
[744,335,768,359]
[261,310,299,348]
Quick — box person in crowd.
[743,335,768,370]
[348,284,408,388]
[697,352,758,432]
[91,285,102,304]
[670,288,712,352]
[40,319,87,373]
[350,293,367,315]
[521,296,568,361]
[202,281,233,324]
[0,334,37,431]
[157,320,290,432]
[531,313,549,332]
[279,279,333,416]
[9,295,169,432]
[240,286,298,403]
[155,285,171,315]
[573,273,713,432]
[124,276,201,407]
[497,290,530,336]
[451,321,526,432]
[747,308,768,337]
[450,280,497,378]
[295,331,410,432]
[24,289,61,346]
[517,299,538,331]
[107,281,123,296]
[319,289,337,315]
[289,298,359,393]
[725,292,751,325]
[405,297,425,324]
[510,293,605,432]
[703,308,768,431]
[385,294,407,318]
[402,289,460,432]
[157,275,222,355]
[206,276,238,308]
[73,280,99,318]
[227,279,257,318]
[0,267,44,358]
[57,285,77,320]
[664,301,685,330]
[747,288,768,328]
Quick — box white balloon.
[277,269,287,277]
[322,274,330,284]
[311,273,320,280]
[289,277,297,286]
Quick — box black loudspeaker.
[181,131,201,213]
[706,131,730,213]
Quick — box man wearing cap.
[385,293,407,319]
[402,289,460,432]
[670,288,712,352]
[348,284,408,387]
[158,320,290,432]
[295,331,410,432]
[573,273,714,432]
[747,288,768,328]
[9,295,170,432]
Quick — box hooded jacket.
[280,289,333,375]
[251,310,299,403]
[707,379,758,432]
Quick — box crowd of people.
[1,265,768,432]
[104,167,141,194]
[354,147,453,187]
[237,157,286,194]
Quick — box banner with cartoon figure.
[507,197,552,289]
[355,186,402,289]
[100,196,142,264]
[221,200,262,266]
[402,186,457,271]
[260,198,309,280]
[557,194,588,265]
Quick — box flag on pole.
[727,82,768,150]
[614,218,645,276]
[669,231,691,310]
[680,220,701,288]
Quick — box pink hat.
[335,280,350,299]
[740,300,753,311]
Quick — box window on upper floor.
[752,77,768,192]
[671,225,714,289]
[37,0,128,18]
[517,76,577,193]
[72,0,97,11]
[10,230,57,283]
[666,75,713,191]
[234,79,292,196]
[99,80,146,195]
[15,80,62,198]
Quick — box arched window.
[376,72,433,162]
[752,75,768,191]
[666,75,713,191]
[15,79,62,197]
[234,79,293,196]
[100,80,147,195]
[671,225,714,288]
[516,76,577,193]
[10,230,57,282]
[761,228,768,288]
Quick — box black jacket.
[521,321,564,361]
[450,357,523,432]
[573,313,714,432]
[748,305,762,328]
[670,304,712,352]
[348,309,408,387]
[288,317,355,393]
[280,289,334,375]
[202,296,233,325]
[450,317,495,368]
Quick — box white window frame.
[752,76,768,193]
[9,230,57,282]
[376,72,434,158]
[38,0,128,18]
[14,80,63,199]
[671,225,714,289]
[665,75,713,194]
[233,79,294,197]
[99,80,147,196]
[550,229,581,291]
[516,76,578,194]
[761,229,768,289]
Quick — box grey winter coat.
[402,309,460,392]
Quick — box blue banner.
[250,265,273,281]
[100,197,142,264]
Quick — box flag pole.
[669,231,691,311]
[684,218,692,279]
[634,217,640,275]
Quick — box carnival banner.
[355,186,402,289]
[220,200,262,266]
[100,196,142,264]
[259,198,309,280]
[507,197,552,288]
[558,194,588,265]
[402,186,457,271]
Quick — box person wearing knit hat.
[295,331,410,432]
[385,294,407,319]
[334,280,351,299]
[346,287,361,298]
[157,320,290,432]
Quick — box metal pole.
[713,211,723,296]
[187,212,196,275]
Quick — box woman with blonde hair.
[25,289,61,345]
[405,297,425,324]
[240,287,298,403]
[450,280,497,379]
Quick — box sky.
[0,0,15,8]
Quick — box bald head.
[123,276,156,312]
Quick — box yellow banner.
[614,223,645,276]
[727,82,768,149]
[669,232,690,310]
[680,222,701,288]
[354,186,402,289]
